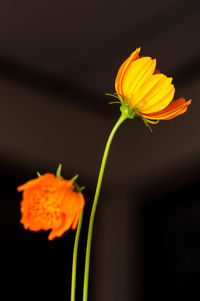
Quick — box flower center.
[30,187,64,228]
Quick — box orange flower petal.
[61,189,84,214]
[17,173,55,191]
[48,214,74,240]
[135,75,175,114]
[122,57,156,98]
[71,212,81,230]
[133,74,172,110]
[115,48,140,96]
[142,98,192,120]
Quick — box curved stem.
[83,112,128,301]
[71,210,84,301]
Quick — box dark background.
[0,0,199,300]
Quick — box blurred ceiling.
[0,0,199,186]
[0,0,199,94]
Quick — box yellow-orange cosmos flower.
[115,48,191,122]
[17,173,85,240]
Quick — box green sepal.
[36,171,41,177]
[109,101,121,105]
[56,163,62,177]
[119,95,153,132]
[105,93,123,105]
[74,181,85,193]
[105,92,120,100]
[106,92,153,132]
[106,92,137,119]
[71,174,79,181]
[120,98,137,119]
[71,174,85,193]
[138,115,153,133]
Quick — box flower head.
[114,48,191,124]
[17,173,85,240]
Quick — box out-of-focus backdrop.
[0,1,199,300]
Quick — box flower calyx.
[106,92,137,119]
[106,92,155,132]
[71,174,85,193]
[120,97,137,120]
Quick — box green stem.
[71,210,84,301]
[82,112,128,301]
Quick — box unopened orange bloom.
[17,173,85,240]
[115,48,191,122]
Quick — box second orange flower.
[17,173,85,240]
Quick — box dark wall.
[0,1,199,301]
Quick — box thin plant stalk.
[71,210,84,301]
[82,112,128,301]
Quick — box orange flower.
[17,173,85,240]
[115,48,191,122]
